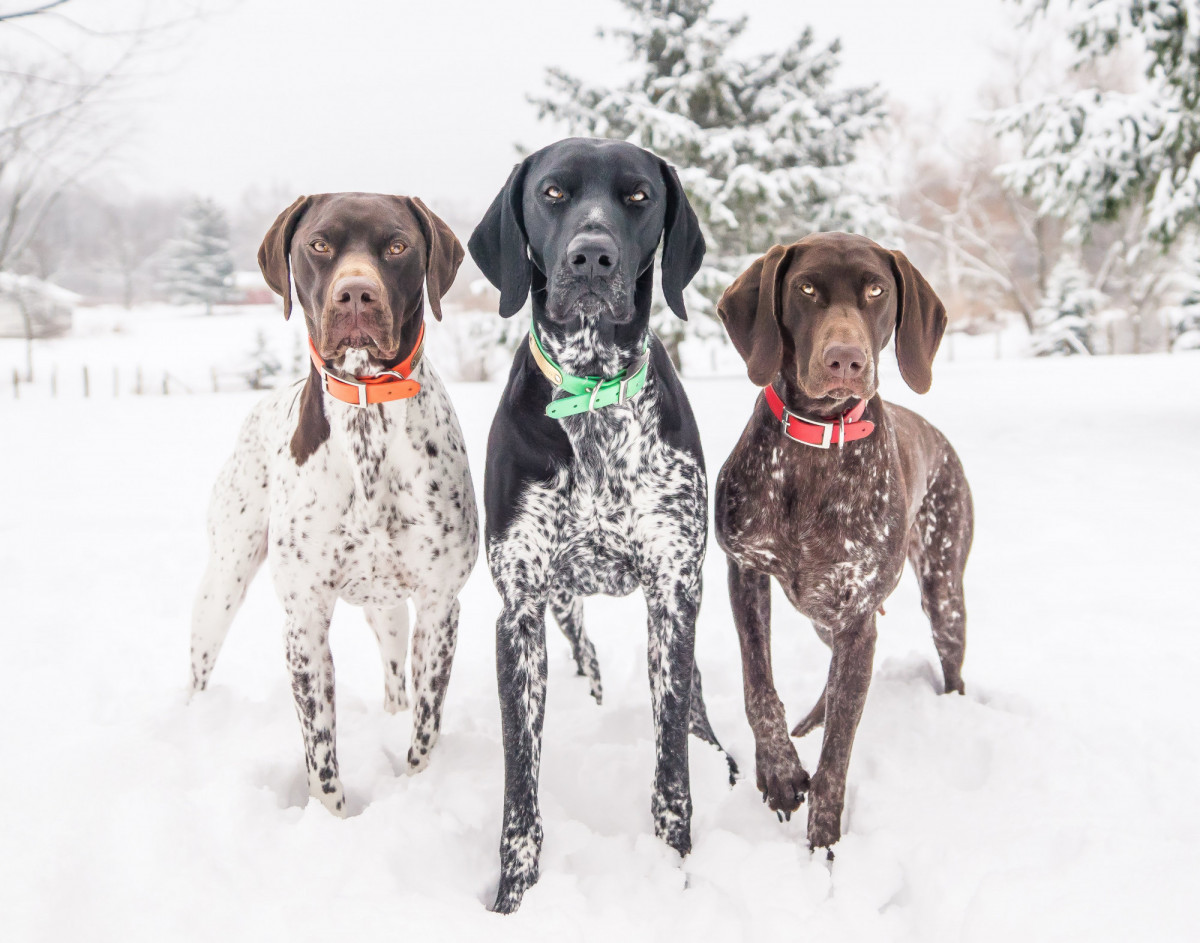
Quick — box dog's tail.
[689,664,739,786]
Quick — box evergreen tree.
[1032,253,1103,355]
[996,0,1200,248]
[531,0,893,364]
[1167,240,1200,351]
[162,197,234,315]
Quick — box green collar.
[528,321,651,419]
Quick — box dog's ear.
[468,160,532,318]
[888,250,947,394]
[717,243,794,387]
[257,195,312,321]
[403,196,464,321]
[658,159,705,321]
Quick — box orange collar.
[308,325,424,407]
[764,383,875,449]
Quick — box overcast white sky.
[28,0,1017,215]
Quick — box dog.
[714,232,972,852]
[190,193,479,815]
[468,137,734,913]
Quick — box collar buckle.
[781,407,834,449]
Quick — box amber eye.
[866,284,884,299]
[628,190,648,203]
[545,185,564,199]
[800,282,816,296]
[311,240,331,253]
[388,242,405,256]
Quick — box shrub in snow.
[530,0,895,364]
[161,198,235,316]
[1032,254,1103,355]
[242,329,283,390]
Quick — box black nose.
[566,232,618,278]
[331,275,381,315]
[823,344,867,380]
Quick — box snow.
[3,341,1199,941]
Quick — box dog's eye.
[387,242,405,256]
[544,185,564,200]
[628,190,648,203]
[310,240,331,254]
[866,285,884,299]
[800,282,816,296]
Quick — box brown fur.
[714,232,973,849]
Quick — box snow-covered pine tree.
[995,0,1200,248]
[243,328,282,390]
[1032,253,1103,355]
[162,197,234,316]
[1167,239,1200,351]
[531,0,894,366]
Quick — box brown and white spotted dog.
[189,193,479,815]
[714,232,973,852]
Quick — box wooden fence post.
[162,373,169,396]
[82,365,90,398]
[12,368,18,400]
[135,366,143,396]
[50,366,57,397]
[114,367,120,397]
[211,367,219,393]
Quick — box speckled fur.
[190,193,477,814]
[469,139,728,914]
[715,233,973,850]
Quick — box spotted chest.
[716,405,912,622]
[489,377,706,599]
[262,359,478,610]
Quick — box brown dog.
[714,232,973,851]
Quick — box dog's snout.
[823,344,867,380]
[566,232,619,278]
[331,275,381,314]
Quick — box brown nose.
[823,343,867,380]
[331,275,381,316]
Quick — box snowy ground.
[2,345,1198,942]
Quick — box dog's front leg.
[493,589,549,914]
[729,558,809,816]
[282,602,345,816]
[644,569,700,857]
[406,592,460,773]
[807,614,877,850]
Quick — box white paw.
[406,732,439,775]
[311,782,348,818]
[383,686,410,714]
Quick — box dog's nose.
[566,232,618,278]
[331,275,381,314]
[823,344,867,380]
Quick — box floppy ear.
[889,250,947,394]
[257,195,312,321]
[658,159,705,320]
[467,160,532,318]
[717,244,794,387]
[403,196,464,321]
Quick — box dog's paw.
[406,731,439,774]
[383,685,410,714]
[755,739,809,815]
[312,781,347,818]
[651,791,693,857]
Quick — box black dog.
[469,138,733,913]
[715,233,972,851]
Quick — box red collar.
[764,384,875,449]
[307,325,424,407]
